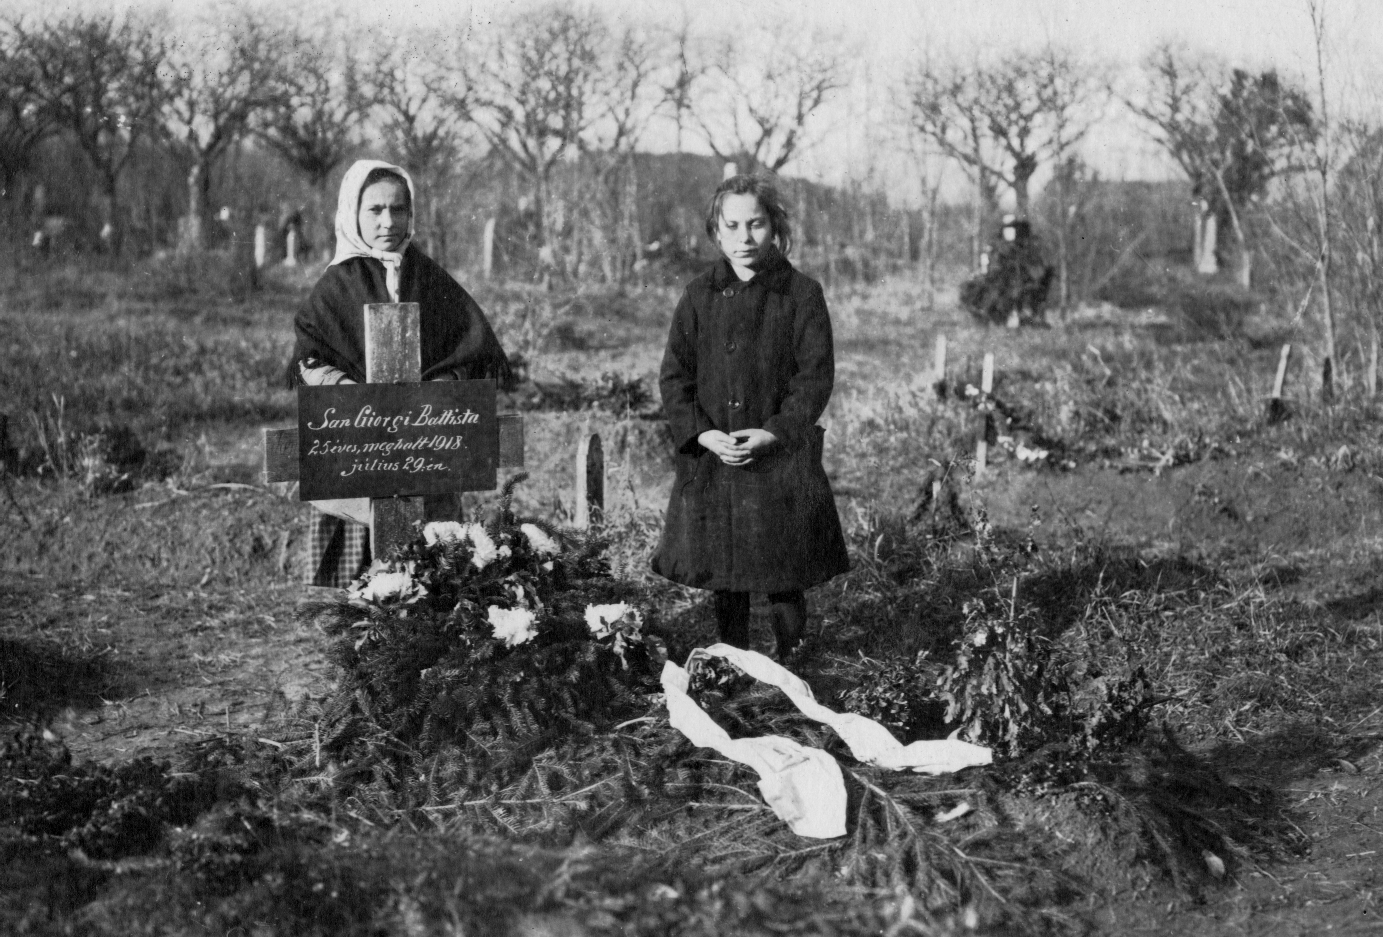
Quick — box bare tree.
[161,13,282,252]
[458,3,605,273]
[11,13,167,253]
[579,22,668,282]
[592,24,664,158]
[690,24,845,174]
[658,16,701,153]
[255,18,366,260]
[1041,47,1107,309]
[905,56,1003,267]
[907,45,1101,279]
[898,125,948,307]
[0,24,54,217]
[359,30,474,265]
[1127,44,1314,287]
[1337,121,1383,394]
[1303,0,1338,397]
[1260,1,1346,398]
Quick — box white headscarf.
[330,159,417,302]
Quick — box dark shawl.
[290,244,512,387]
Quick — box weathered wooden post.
[482,218,495,279]
[1196,206,1218,275]
[229,213,258,300]
[1267,343,1291,423]
[932,334,948,397]
[0,414,15,474]
[975,352,995,473]
[361,304,424,552]
[574,432,605,529]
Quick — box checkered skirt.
[306,507,372,588]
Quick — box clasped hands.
[698,428,778,467]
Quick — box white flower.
[465,523,499,570]
[585,602,639,638]
[352,570,426,605]
[488,606,537,647]
[521,523,560,557]
[423,521,467,546]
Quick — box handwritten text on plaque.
[296,381,498,500]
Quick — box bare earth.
[6,432,1381,935]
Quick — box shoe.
[773,630,805,662]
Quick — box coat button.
[722,287,734,297]
[729,398,741,410]
[725,340,736,353]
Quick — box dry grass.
[4,261,1383,934]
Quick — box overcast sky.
[22,0,1383,205]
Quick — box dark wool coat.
[652,250,850,593]
[290,244,512,387]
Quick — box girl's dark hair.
[360,168,411,209]
[704,174,793,255]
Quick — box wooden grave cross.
[262,302,525,558]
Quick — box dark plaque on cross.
[262,302,523,558]
[297,381,499,500]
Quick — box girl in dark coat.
[292,159,511,587]
[653,175,850,656]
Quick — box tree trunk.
[1197,211,1218,275]
[1235,245,1253,289]
[1054,171,1069,311]
[228,208,259,300]
[428,187,448,269]
[1013,170,1031,220]
[1321,247,1336,402]
[1192,199,1203,268]
[972,171,986,270]
[920,178,939,309]
[182,157,208,254]
[98,172,120,256]
[308,183,330,263]
[534,172,558,284]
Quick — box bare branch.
[253,17,366,191]
[690,23,845,174]
[10,12,169,249]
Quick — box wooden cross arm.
[263,413,526,484]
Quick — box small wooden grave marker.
[1267,343,1291,423]
[932,334,948,397]
[263,302,524,560]
[574,432,605,529]
[975,352,995,473]
[0,414,15,474]
[1370,335,1379,398]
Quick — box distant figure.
[278,207,307,266]
[31,216,72,256]
[290,159,513,588]
[652,175,850,659]
[960,215,1054,327]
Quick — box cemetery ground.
[2,255,1383,935]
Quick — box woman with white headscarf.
[291,160,512,588]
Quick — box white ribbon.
[662,644,993,838]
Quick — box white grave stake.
[975,352,994,473]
